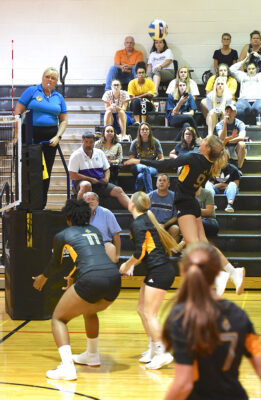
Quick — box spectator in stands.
[68,132,129,208]
[166,79,199,138]
[147,39,175,97]
[200,63,237,118]
[83,192,121,263]
[205,77,232,136]
[105,36,143,90]
[14,67,67,209]
[169,126,198,159]
[205,163,241,213]
[166,66,200,100]
[230,54,261,124]
[128,62,155,124]
[102,79,132,142]
[125,122,163,193]
[195,186,219,237]
[94,125,123,185]
[216,104,246,170]
[148,174,180,242]
[213,33,238,69]
[239,30,261,72]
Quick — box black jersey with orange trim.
[140,152,213,203]
[43,224,117,279]
[167,299,261,400]
[130,213,169,269]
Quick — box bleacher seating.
[1,83,261,289]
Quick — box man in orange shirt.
[105,36,143,90]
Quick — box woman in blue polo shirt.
[15,67,68,209]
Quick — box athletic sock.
[153,341,165,354]
[58,345,73,365]
[224,262,235,275]
[87,337,98,353]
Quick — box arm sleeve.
[188,95,197,111]
[128,80,136,97]
[213,50,219,60]
[101,151,110,170]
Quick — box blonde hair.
[43,67,59,81]
[207,135,228,177]
[173,78,188,100]
[212,76,230,112]
[131,192,178,254]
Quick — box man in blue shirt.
[83,192,121,263]
[148,174,180,242]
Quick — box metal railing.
[0,182,10,210]
[59,56,68,97]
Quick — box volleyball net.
[0,115,22,212]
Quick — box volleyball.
[148,19,168,40]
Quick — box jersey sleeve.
[244,317,261,358]
[68,151,80,172]
[131,221,148,261]
[140,153,192,171]
[18,86,37,107]
[167,313,194,365]
[43,231,66,277]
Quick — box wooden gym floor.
[0,288,261,400]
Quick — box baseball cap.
[225,103,237,112]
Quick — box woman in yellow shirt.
[128,61,155,124]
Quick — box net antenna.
[0,115,22,212]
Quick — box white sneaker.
[230,267,245,295]
[139,348,154,363]
[225,204,234,213]
[117,134,132,142]
[46,363,77,380]
[145,352,173,370]
[215,271,230,296]
[72,351,100,366]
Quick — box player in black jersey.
[125,135,245,296]
[120,191,179,370]
[163,242,261,400]
[33,199,121,381]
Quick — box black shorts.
[74,268,121,303]
[144,262,175,290]
[73,180,115,197]
[176,198,201,218]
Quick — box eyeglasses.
[105,129,114,133]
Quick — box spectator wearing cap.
[68,132,129,209]
[216,104,246,170]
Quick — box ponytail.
[207,135,228,177]
[147,210,179,255]
[131,191,179,254]
[163,242,221,355]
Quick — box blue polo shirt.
[18,84,67,126]
[90,206,121,242]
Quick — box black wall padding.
[21,144,43,210]
[4,209,71,320]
